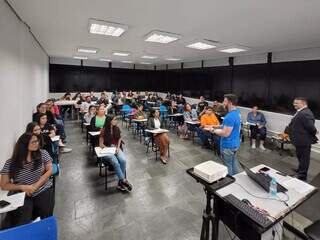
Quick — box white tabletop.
[132,118,148,122]
[51,135,60,142]
[55,100,78,106]
[94,146,116,158]
[167,113,183,117]
[146,128,169,134]
[89,131,100,136]
[244,121,257,126]
[185,120,200,125]
[216,164,316,219]
[84,122,90,126]
[0,192,25,214]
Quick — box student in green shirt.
[90,105,106,131]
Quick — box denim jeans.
[101,149,126,180]
[220,147,239,176]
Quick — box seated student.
[147,109,170,164]
[196,106,220,147]
[127,90,134,98]
[46,99,61,120]
[90,91,98,101]
[165,92,171,100]
[33,103,56,126]
[197,96,209,116]
[90,105,106,131]
[35,113,72,153]
[176,94,186,113]
[84,105,97,123]
[99,115,132,192]
[80,96,92,113]
[96,92,109,106]
[25,122,55,159]
[178,104,198,139]
[212,100,227,117]
[60,92,72,118]
[135,104,146,119]
[168,100,184,126]
[45,100,67,142]
[72,92,82,101]
[0,133,54,229]
[247,106,267,150]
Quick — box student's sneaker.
[60,147,72,153]
[259,145,266,151]
[117,181,127,192]
[251,144,256,149]
[59,142,66,147]
[123,180,133,192]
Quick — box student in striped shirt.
[0,133,54,229]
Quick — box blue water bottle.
[269,177,277,198]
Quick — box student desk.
[55,100,78,120]
[132,119,147,143]
[185,120,200,143]
[94,147,117,190]
[187,164,317,240]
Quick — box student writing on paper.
[99,115,132,192]
[147,109,170,164]
[0,133,54,229]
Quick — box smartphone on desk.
[258,166,270,173]
[0,200,10,209]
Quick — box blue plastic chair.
[0,216,57,240]
[159,105,168,123]
[121,105,132,127]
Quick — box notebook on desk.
[99,147,116,155]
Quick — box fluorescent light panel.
[166,57,181,61]
[217,46,249,53]
[99,58,111,62]
[141,55,158,59]
[88,18,128,37]
[121,60,133,63]
[186,41,216,50]
[73,56,88,60]
[77,47,98,54]
[140,62,152,65]
[145,30,180,44]
[113,51,130,56]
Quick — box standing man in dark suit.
[287,97,318,181]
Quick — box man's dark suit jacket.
[287,107,317,146]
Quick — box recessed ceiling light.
[144,30,180,44]
[141,55,158,59]
[73,56,88,60]
[140,62,152,65]
[113,51,130,57]
[77,47,98,54]
[121,60,133,63]
[186,41,217,50]
[99,58,111,62]
[217,46,249,53]
[166,57,182,61]
[88,18,128,37]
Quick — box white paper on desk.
[51,135,60,142]
[282,178,314,194]
[0,192,25,214]
[153,128,168,133]
[100,147,116,155]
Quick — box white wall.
[0,0,49,168]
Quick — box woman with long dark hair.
[147,109,170,164]
[99,115,132,192]
[0,133,54,228]
[25,122,54,157]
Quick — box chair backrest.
[0,216,57,240]
[159,105,167,112]
[122,104,131,111]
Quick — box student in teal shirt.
[212,94,241,175]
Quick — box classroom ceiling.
[8,0,320,65]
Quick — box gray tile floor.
[55,120,320,240]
